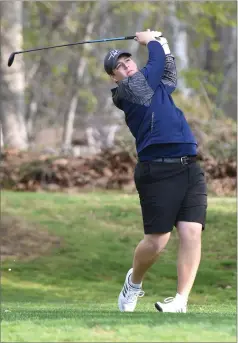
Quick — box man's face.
[111,55,138,82]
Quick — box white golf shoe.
[155,294,187,313]
[118,268,144,312]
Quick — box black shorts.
[134,161,207,234]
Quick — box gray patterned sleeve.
[116,72,154,107]
[161,54,177,90]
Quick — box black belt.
[151,156,197,165]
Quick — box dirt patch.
[1,213,62,261]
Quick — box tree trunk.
[0,1,28,150]
[61,2,100,150]
[215,26,237,111]
[168,2,191,97]
[204,18,218,73]
[26,94,38,142]
[62,93,78,150]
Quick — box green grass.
[1,191,237,342]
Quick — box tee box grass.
[1,191,237,342]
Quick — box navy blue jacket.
[111,41,197,155]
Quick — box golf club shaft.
[8,35,136,67]
[11,35,136,57]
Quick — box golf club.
[8,35,136,67]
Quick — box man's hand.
[135,31,158,45]
[149,29,171,55]
[135,29,171,54]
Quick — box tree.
[0,1,28,150]
[1,1,235,153]
[176,1,237,117]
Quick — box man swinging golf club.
[104,30,207,313]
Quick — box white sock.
[129,275,142,289]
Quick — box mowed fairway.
[1,191,237,342]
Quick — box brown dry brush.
[0,148,236,196]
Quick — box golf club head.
[8,53,15,67]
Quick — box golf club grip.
[125,36,136,40]
[125,35,163,40]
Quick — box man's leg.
[176,221,202,299]
[155,221,202,313]
[131,232,171,284]
[118,233,170,312]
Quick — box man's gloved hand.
[146,29,171,55]
[149,30,163,39]
[157,36,171,55]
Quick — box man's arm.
[113,32,166,108]
[155,34,177,94]
[140,40,166,91]
[124,30,175,94]
[161,54,177,94]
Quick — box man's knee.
[176,222,202,242]
[144,232,171,254]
